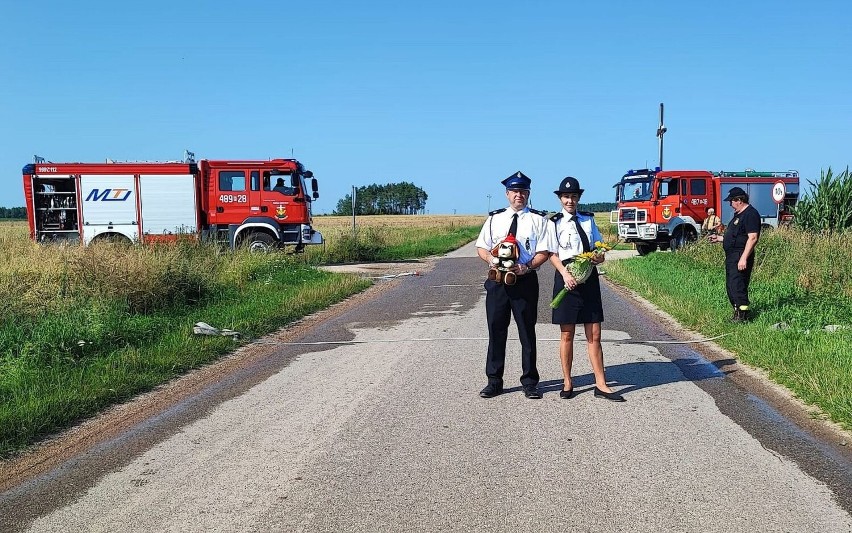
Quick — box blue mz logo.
[86,188,132,202]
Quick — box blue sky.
[2,1,850,214]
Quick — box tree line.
[0,207,26,219]
[579,201,616,213]
[527,201,616,214]
[333,182,428,215]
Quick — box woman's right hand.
[562,271,577,290]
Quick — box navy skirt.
[551,267,604,325]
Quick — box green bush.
[794,167,852,233]
[324,227,388,263]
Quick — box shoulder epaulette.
[550,212,564,222]
[488,207,507,216]
[529,208,548,217]
[578,211,595,217]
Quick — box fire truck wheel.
[241,232,277,253]
[90,233,132,246]
[635,242,657,256]
[670,227,697,252]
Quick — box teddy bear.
[487,233,520,285]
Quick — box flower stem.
[550,287,568,309]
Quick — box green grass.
[304,224,481,264]
[603,228,852,430]
[0,263,370,457]
[378,225,481,259]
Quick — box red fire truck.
[611,168,799,256]
[22,153,323,251]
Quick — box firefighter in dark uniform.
[475,172,555,399]
[708,187,761,321]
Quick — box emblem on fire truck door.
[662,205,672,220]
[276,205,288,219]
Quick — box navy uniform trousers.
[725,250,755,308]
[484,272,540,387]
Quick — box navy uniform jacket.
[723,204,761,253]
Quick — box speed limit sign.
[772,181,786,204]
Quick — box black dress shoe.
[559,388,574,399]
[522,386,542,399]
[594,387,625,402]
[479,383,503,398]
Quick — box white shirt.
[475,207,555,265]
[553,209,603,262]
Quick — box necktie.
[508,213,518,237]
[572,215,591,252]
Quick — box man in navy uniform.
[475,171,556,399]
[708,186,761,321]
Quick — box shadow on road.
[531,358,737,397]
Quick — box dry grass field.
[0,219,27,238]
[313,214,485,230]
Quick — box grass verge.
[0,262,369,457]
[602,228,852,430]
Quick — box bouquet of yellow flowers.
[550,240,614,309]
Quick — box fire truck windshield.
[266,171,299,195]
[619,179,653,202]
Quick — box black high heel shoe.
[559,388,574,399]
[594,387,625,402]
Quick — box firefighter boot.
[732,306,750,322]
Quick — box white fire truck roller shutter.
[138,174,198,235]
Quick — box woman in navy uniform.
[475,171,555,399]
[549,176,625,402]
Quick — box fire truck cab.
[611,168,799,256]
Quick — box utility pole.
[351,186,357,238]
[486,194,492,213]
[656,102,667,170]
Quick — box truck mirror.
[313,191,320,200]
[304,170,314,179]
[311,178,318,193]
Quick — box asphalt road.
[1,243,850,532]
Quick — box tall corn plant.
[793,167,852,233]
